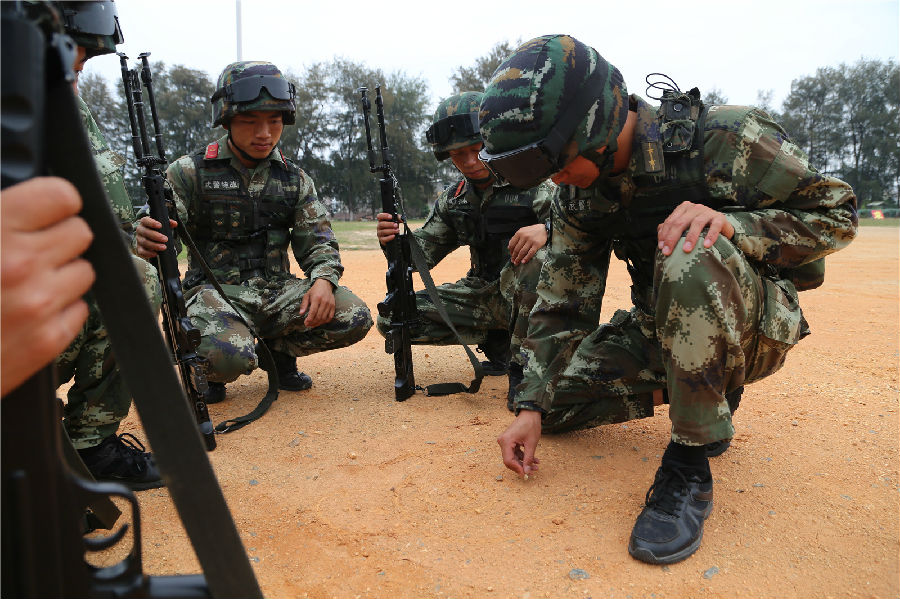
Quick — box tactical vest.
[436,180,539,281]
[183,143,301,287]
[612,89,823,311]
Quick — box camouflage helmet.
[426,92,483,161]
[211,61,296,127]
[478,35,628,187]
[57,1,124,58]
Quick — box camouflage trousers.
[58,255,161,449]
[375,250,544,368]
[185,276,373,383]
[541,235,805,446]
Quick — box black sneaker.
[204,381,227,404]
[703,386,744,457]
[628,461,713,565]
[506,362,524,412]
[77,433,164,491]
[477,329,511,376]
[261,345,312,391]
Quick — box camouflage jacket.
[78,95,134,236]
[413,178,555,280]
[518,95,858,412]
[166,134,343,288]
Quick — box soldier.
[55,0,165,490]
[375,92,555,406]
[479,35,857,564]
[136,61,373,404]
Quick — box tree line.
[80,45,898,218]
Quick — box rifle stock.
[360,86,417,401]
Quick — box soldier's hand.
[376,212,400,246]
[135,215,177,259]
[299,278,335,328]
[508,223,547,265]
[657,201,734,256]
[497,410,542,477]
[1,177,94,395]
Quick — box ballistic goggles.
[479,68,608,189]
[211,75,296,104]
[60,1,124,43]
[425,111,480,145]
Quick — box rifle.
[118,51,216,451]
[360,86,417,401]
[359,86,484,401]
[0,3,261,596]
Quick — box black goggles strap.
[541,66,608,159]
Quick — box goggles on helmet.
[211,75,296,104]
[479,67,607,189]
[426,111,480,145]
[60,1,124,43]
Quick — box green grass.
[178,216,893,260]
[332,219,426,251]
[859,217,899,227]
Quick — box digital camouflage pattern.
[515,97,857,446]
[58,256,160,448]
[59,98,161,449]
[184,280,372,382]
[169,134,343,287]
[375,179,554,368]
[76,95,135,236]
[429,92,483,160]
[211,61,295,126]
[167,135,372,383]
[479,34,628,158]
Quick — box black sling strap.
[175,221,281,433]
[45,66,263,599]
[406,239,484,396]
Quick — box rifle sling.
[406,237,484,396]
[175,222,281,434]
[46,79,262,599]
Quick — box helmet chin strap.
[227,130,264,166]
[467,172,495,186]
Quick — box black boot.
[628,443,713,564]
[204,381,227,404]
[78,433,164,491]
[477,329,511,376]
[506,362,524,412]
[259,343,312,391]
[703,386,743,457]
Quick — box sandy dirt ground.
[100,226,898,598]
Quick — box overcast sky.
[87,0,899,114]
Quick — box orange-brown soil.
[107,226,899,598]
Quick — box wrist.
[515,402,545,418]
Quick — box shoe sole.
[280,381,312,391]
[628,529,705,565]
[704,439,731,458]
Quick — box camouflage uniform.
[376,179,554,367]
[516,97,858,445]
[58,96,162,449]
[166,135,372,383]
